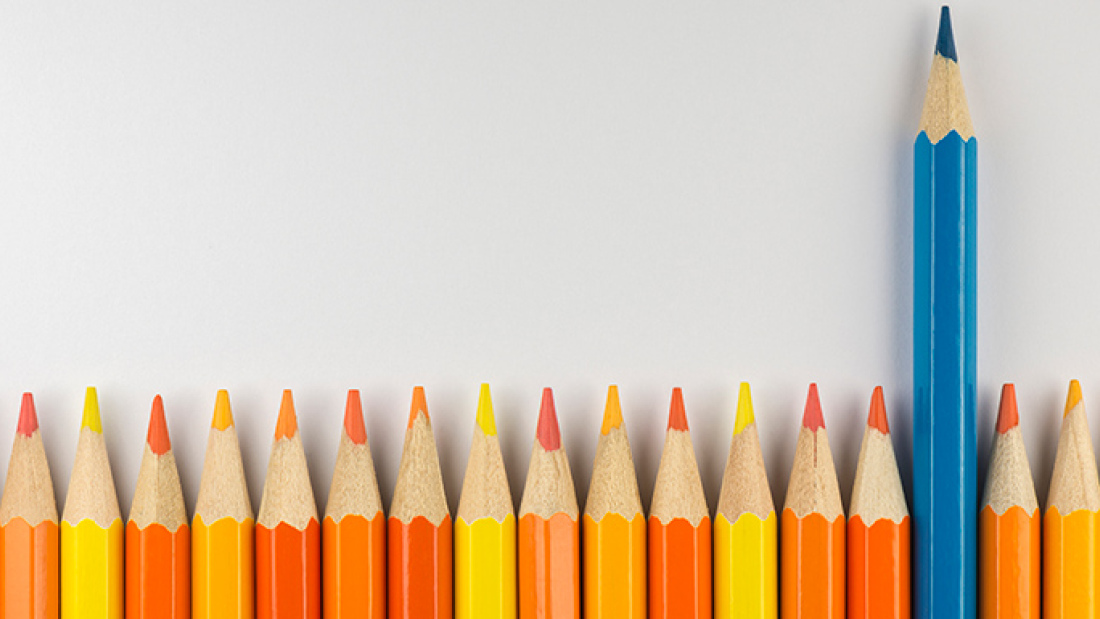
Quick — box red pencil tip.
[274,390,298,440]
[996,384,1019,434]
[802,383,825,431]
[344,389,367,445]
[867,386,890,433]
[17,393,39,437]
[668,387,689,431]
[536,388,562,451]
[146,395,171,455]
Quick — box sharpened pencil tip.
[475,383,497,436]
[802,383,825,431]
[936,6,957,62]
[274,389,298,439]
[147,395,171,455]
[867,386,890,434]
[344,390,367,445]
[1065,380,1083,417]
[17,393,38,437]
[733,382,755,435]
[212,390,235,430]
[601,385,624,435]
[536,388,562,451]
[668,387,688,431]
[81,387,103,434]
[996,384,1019,434]
[408,386,428,428]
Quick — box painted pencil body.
[715,383,776,619]
[781,384,844,619]
[60,387,124,619]
[648,388,711,619]
[456,384,516,619]
[1044,380,1100,618]
[912,9,977,619]
[847,387,909,619]
[1,394,59,619]
[323,390,386,619]
[583,386,646,619]
[256,390,321,619]
[979,384,1039,619]
[126,396,190,619]
[388,387,452,619]
[192,390,254,619]
[518,388,580,619]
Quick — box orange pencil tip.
[17,393,38,437]
[600,385,624,435]
[802,383,825,431]
[667,387,689,431]
[147,395,172,455]
[867,386,890,433]
[344,389,367,445]
[536,388,562,451]
[409,386,429,428]
[275,390,298,439]
[996,383,1019,433]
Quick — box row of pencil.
[0,380,1090,619]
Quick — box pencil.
[847,387,909,619]
[715,383,776,619]
[0,393,59,619]
[583,385,646,619]
[60,387,124,619]
[388,386,452,619]
[456,384,516,619]
[518,388,579,619]
[193,390,254,619]
[126,395,190,619]
[979,384,1039,619]
[648,388,711,619]
[1043,380,1100,618]
[323,389,386,619]
[781,383,844,619]
[912,8,977,619]
[256,390,321,619]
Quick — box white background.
[1,2,1097,518]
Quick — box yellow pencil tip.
[475,383,497,436]
[81,387,103,433]
[601,385,624,435]
[1066,379,1084,417]
[212,389,235,430]
[734,382,755,434]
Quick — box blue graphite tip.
[936,6,957,61]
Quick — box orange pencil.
[979,384,1039,619]
[518,388,580,619]
[648,388,711,619]
[1,393,59,619]
[323,390,386,619]
[847,387,909,619]
[781,383,844,619]
[126,396,190,619]
[256,390,321,619]
[583,385,646,619]
[388,387,452,619]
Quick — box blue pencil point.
[936,6,958,61]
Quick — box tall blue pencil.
[913,7,976,619]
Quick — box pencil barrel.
[714,512,777,619]
[518,513,579,619]
[323,513,386,619]
[1,518,59,619]
[582,513,645,619]
[387,515,452,619]
[847,515,910,619]
[192,516,254,619]
[979,506,1038,619]
[1043,508,1100,618]
[256,520,321,619]
[60,519,124,619]
[125,522,190,619]
[648,516,711,619]
[456,515,517,619]
[780,510,844,619]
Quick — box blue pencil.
[913,6,977,619]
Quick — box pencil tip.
[343,390,367,445]
[600,385,623,435]
[1065,380,1083,417]
[81,387,103,434]
[274,389,298,439]
[936,6,957,61]
[212,389,235,430]
[802,383,825,431]
[867,386,890,433]
[147,395,171,455]
[668,387,688,431]
[536,388,562,451]
[17,393,38,437]
[475,383,497,436]
[996,383,1019,433]
[408,386,428,428]
[733,382,755,435]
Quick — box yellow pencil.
[456,384,517,619]
[715,383,777,619]
[60,387,124,619]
